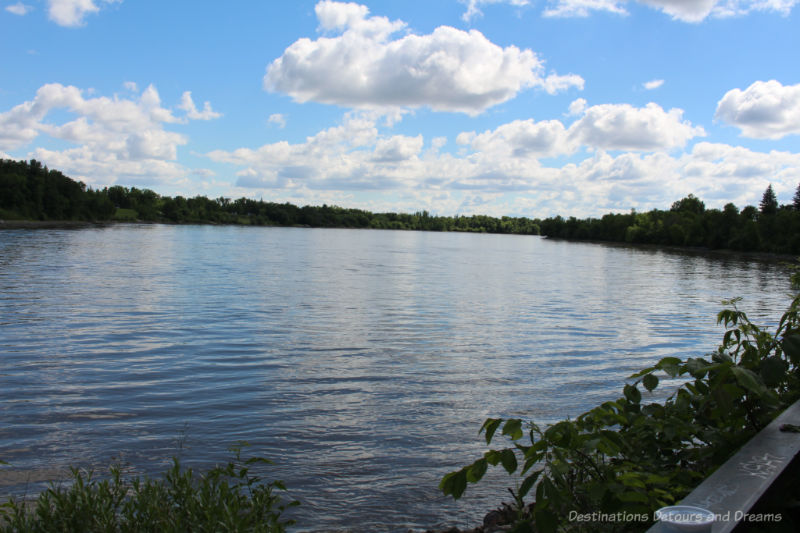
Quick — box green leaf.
[628,366,656,379]
[618,473,646,489]
[545,421,575,447]
[760,357,787,388]
[657,357,682,377]
[439,469,468,500]
[712,350,733,364]
[596,435,622,456]
[502,419,524,441]
[642,373,659,392]
[466,458,487,483]
[485,449,503,466]
[731,366,766,396]
[781,334,800,364]
[686,358,721,378]
[624,384,641,404]
[600,430,627,450]
[481,418,503,445]
[519,470,542,499]
[500,449,518,474]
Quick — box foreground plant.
[441,272,800,532]
[0,443,298,533]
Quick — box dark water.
[0,225,793,531]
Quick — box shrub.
[0,444,298,533]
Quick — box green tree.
[760,184,778,215]
[793,183,800,211]
[670,194,705,215]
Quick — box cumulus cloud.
[568,102,705,151]
[568,98,588,115]
[715,80,800,139]
[205,100,721,217]
[543,0,797,21]
[207,111,421,190]
[264,1,582,115]
[47,0,120,27]
[0,83,219,188]
[6,2,32,15]
[461,0,531,21]
[459,119,573,158]
[373,135,424,162]
[207,112,800,218]
[178,91,222,121]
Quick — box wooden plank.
[648,399,800,532]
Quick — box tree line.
[0,159,539,235]
[3,158,799,254]
[539,185,800,254]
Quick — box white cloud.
[268,113,287,128]
[568,102,705,151]
[47,0,119,27]
[568,98,588,115]
[462,119,573,158]
[178,91,222,121]
[543,0,797,21]
[543,0,628,18]
[373,135,424,162]
[207,111,403,190]
[205,104,800,218]
[461,0,531,21]
[715,80,800,139]
[123,81,138,92]
[204,99,723,216]
[643,79,664,90]
[542,73,586,94]
[712,0,799,18]
[0,83,219,188]
[264,1,582,116]
[639,0,718,22]
[6,2,32,15]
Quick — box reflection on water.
[0,225,793,531]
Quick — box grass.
[0,444,298,533]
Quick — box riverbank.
[544,235,799,264]
[0,219,110,230]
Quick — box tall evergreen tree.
[793,183,800,211]
[760,184,778,215]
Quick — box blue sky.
[1,0,799,217]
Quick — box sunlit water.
[0,225,793,531]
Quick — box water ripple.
[0,225,792,531]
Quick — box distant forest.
[0,159,539,234]
[2,158,800,254]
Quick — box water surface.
[0,225,792,531]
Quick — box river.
[0,225,793,531]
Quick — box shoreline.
[543,235,799,264]
[3,218,797,264]
[0,219,112,230]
